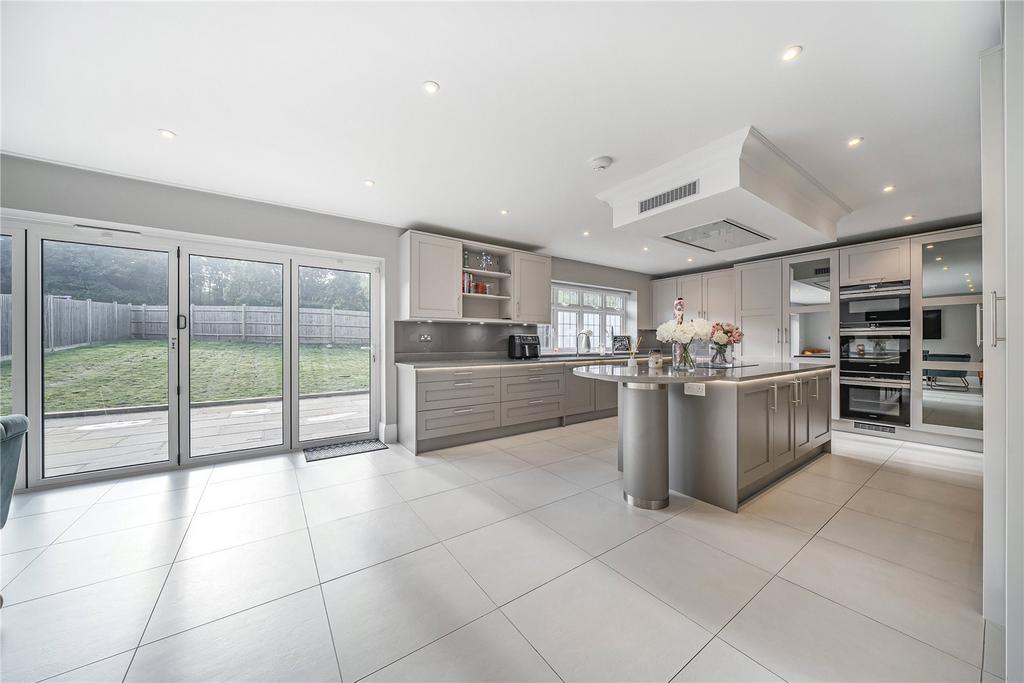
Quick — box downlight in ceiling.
[664,219,771,252]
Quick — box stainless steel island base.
[619,382,669,510]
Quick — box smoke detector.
[590,156,613,171]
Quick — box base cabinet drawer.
[416,404,501,439]
[417,366,501,383]
[501,396,565,426]
[500,374,565,401]
[417,377,501,410]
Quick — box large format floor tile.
[720,578,979,682]
[542,454,621,488]
[142,529,320,643]
[385,460,476,500]
[846,486,982,543]
[445,514,589,605]
[829,431,902,463]
[8,481,113,518]
[503,561,711,682]
[294,452,380,491]
[778,469,861,506]
[49,651,135,683]
[545,433,613,454]
[300,476,403,526]
[364,611,559,682]
[672,638,783,683]
[529,491,658,555]
[1,507,87,554]
[450,451,533,481]
[780,537,984,666]
[196,469,298,513]
[819,508,982,590]
[178,493,308,559]
[804,453,881,485]
[208,454,295,484]
[483,467,583,510]
[883,443,984,489]
[59,486,203,540]
[601,524,772,632]
[309,502,437,581]
[127,588,341,682]
[3,517,188,603]
[503,441,580,467]
[0,567,168,682]
[408,483,521,540]
[864,468,982,512]
[742,488,840,534]
[665,501,811,573]
[0,547,42,589]
[322,544,494,681]
[100,467,211,502]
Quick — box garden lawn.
[28,340,369,413]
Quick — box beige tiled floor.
[1,420,1001,682]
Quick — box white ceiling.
[0,1,1000,275]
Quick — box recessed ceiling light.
[847,137,864,148]
[943,266,949,271]
[687,257,694,262]
[964,272,971,277]
[582,231,590,236]
[904,215,915,221]
[781,45,803,62]
[642,246,649,252]
[363,179,375,187]
[157,129,176,139]
[423,80,440,95]
[935,257,943,261]
[883,185,896,193]
[499,209,510,216]
[926,244,934,249]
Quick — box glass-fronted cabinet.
[911,228,983,435]
[783,250,838,364]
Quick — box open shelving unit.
[461,245,515,320]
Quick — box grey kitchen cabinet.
[650,268,735,324]
[564,363,596,416]
[512,252,553,324]
[401,231,463,319]
[808,371,831,442]
[501,396,565,426]
[735,259,784,363]
[702,269,736,323]
[416,377,502,411]
[677,274,703,317]
[651,277,678,324]
[500,372,565,402]
[771,380,796,470]
[416,403,502,440]
[791,375,813,458]
[839,239,911,284]
[595,379,618,411]
[737,379,776,488]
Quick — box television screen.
[923,309,942,340]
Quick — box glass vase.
[672,342,696,371]
[710,343,733,367]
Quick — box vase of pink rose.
[709,322,743,367]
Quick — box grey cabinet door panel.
[810,372,832,441]
[793,377,813,456]
[772,381,795,469]
[501,396,565,426]
[563,367,596,416]
[417,404,502,439]
[416,377,501,411]
[595,380,618,411]
[500,363,563,378]
[500,374,565,402]
[737,381,774,488]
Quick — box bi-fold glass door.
[18,223,380,486]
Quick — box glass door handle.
[992,291,1006,348]
[976,304,983,347]
[176,314,187,330]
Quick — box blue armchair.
[1,414,29,528]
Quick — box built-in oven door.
[839,377,911,427]
[839,289,910,328]
[839,330,910,375]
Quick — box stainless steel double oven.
[838,282,911,427]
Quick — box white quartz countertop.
[395,355,642,369]
[572,362,834,384]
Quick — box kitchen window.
[539,283,634,352]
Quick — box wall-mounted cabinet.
[839,239,911,285]
[399,230,551,324]
[734,259,783,362]
[649,268,734,324]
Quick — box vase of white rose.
[656,317,712,372]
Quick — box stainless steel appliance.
[839,281,910,329]
[508,334,540,360]
[839,376,910,427]
[839,328,910,376]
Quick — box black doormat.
[303,439,389,462]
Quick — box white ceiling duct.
[596,127,851,264]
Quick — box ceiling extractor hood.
[596,127,851,264]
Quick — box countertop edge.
[571,363,835,384]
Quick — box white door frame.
[289,254,381,448]
[178,241,292,464]
[24,222,180,487]
[1,223,28,491]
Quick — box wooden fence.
[12,295,369,353]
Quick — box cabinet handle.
[813,375,820,400]
[527,377,545,382]
[453,381,473,387]
[784,327,789,344]
[976,304,983,348]
[453,408,474,414]
[791,379,801,406]
[771,384,778,411]
[777,328,781,344]
[992,290,1006,348]
[527,399,545,405]
[453,371,473,376]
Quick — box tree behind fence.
[25,295,369,353]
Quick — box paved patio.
[42,393,370,477]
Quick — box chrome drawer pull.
[527,377,546,382]
[453,408,474,414]
[771,384,778,411]
[453,381,473,387]
[527,400,545,405]
[453,371,473,376]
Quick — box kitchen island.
[574,363,834,512]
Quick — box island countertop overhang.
[572,362,835,384]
